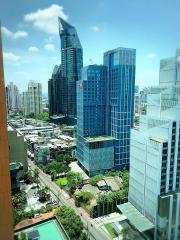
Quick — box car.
[34,213,41,218]
[52,200,58,205]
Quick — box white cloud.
[147,53,156,59]
[91,26,100,32]
[15,71,28,76]
[13,31,28,39]
[44,43,55,51]
[45,35,55,43]
[3,52,20,62]
[24,4,68,34]
[1,26,28,39]
[28,46,39,52]
[1,26,13,37]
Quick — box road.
[28,160,111,240]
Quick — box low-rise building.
[8,125,28,174]
[10,162,23,193]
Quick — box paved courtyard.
[21,183,48,211]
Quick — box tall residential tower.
[21,80,42,116]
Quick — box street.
[28,160,111,240]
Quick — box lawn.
[56,177,68,187]
[104,223,117,238]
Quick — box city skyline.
[1,0,180,92]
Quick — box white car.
[34,213,41,218]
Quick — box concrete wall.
[8,128,28,174]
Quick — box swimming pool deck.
[14,211,55,231]
[14,211,70,240]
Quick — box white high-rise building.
[159,49,180,87]
[21,91,29,116]
[6,82,20,112]
[21,81,42,116]
[28,80,42,115]
[118,51,180,240]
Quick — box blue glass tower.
[58,17,83,119]
[77,65,115,176]
[104,47,136,169]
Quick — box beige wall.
[8,128,28,174]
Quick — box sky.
[1,0,180,93]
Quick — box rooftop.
[15,215,69,240]
[117,202,154,233]
[85,135,115,142]
[10,162,23,171]
[149,136,167,143]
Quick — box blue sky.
[1,0,180,93]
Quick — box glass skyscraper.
[59,17,83,118]
[48,18,83,122]
[77,65,115,176]
[48,65,66,116]
[104,47,136,169]
[76,48,136,175]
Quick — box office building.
[49,18,83,123]
[48,65,66,116]
[104,47,136,169]
[6,82,20,112]
[159,49,180,87]
[118,51,180,240]
[76,65,115,176]
[21,80,42,116]
[77,48,136,174]
[0,26,13,240]
[59,17,83,118]
[8,125,28,175]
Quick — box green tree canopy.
[55,206,85,240]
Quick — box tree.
[66,172,83,194]
[75,191,93,206]
[23,170,34,184]
[19,232,27,240]
[37,187,50,202]
[35,112,49,122]
[121,227,130,240]
[12,191,27,209]
[55,206,85,240]
[33,169,39,184]
[89,175,103,186]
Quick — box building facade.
[6,82,20,112]
[28,80,42,115]
[104,47,136,169]
[8,125,28,174]
[118,52,180,240]
[48,18,83,123]
[159,49,180,87]
[21,81,42,116]
[127,86,180,239]
[48,65,66,116]
[76,65,115,176]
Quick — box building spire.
[58,17,73,33]
[0,23,13,240]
